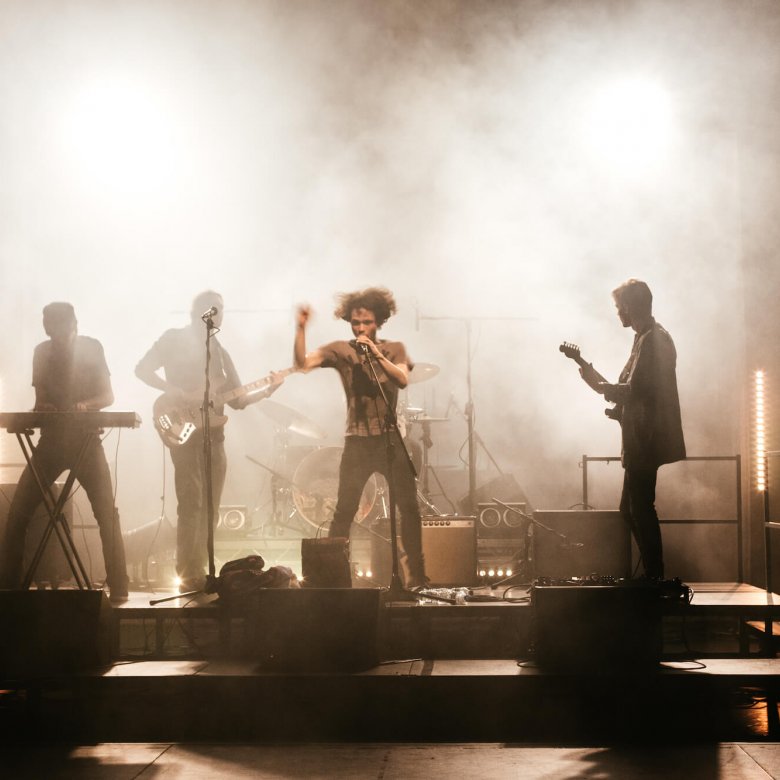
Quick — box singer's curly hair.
[333,287,397,328]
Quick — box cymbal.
[258,400,327,440]
[409,415,450,424]
[408,363,440,384]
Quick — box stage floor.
[4,741,780,779]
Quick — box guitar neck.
[216,367,296,405]
[566,352,609,385]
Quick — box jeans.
[0,431,128,592]
[330,434,424,577]
[620,467,663,579]
[169,433,227,585]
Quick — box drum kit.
[251,362,448,535]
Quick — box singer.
[293,287,428,588]
[136,290,284,592]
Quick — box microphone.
[201,306,218,321]
[351,339,370,354]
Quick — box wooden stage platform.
[2,582,780,743]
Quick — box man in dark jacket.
[581,279,685,579]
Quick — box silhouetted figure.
[136,291,282,592]
[581,279,685,579]
[294,287,427,588]
[0,302,129,601]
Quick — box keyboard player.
[0,302,129,601]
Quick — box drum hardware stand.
[360,346,453,604]
[415,312,533,512]
[415,418,447,515]
[245,454,304,537]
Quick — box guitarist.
[580,279,685,580]
[135,290,284,592]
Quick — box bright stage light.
[583,77,675,174]
[61,74,180,194]
[754,370,768,492]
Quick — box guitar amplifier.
[422,516,477,587]
[532,510,631,579]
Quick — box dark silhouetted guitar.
[559,342,621,421]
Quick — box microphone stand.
[201,312,218,595]
[415,313,534,512]
[360,343,454,604]
[150,312,219,606]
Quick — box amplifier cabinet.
[421,516,477,587]
[533,582,662,671]
[532,510,631,579]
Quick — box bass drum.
[292,446,378,532]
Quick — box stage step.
[2,658,780,743]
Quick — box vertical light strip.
[0,375,4,467]
[755,370,767,492]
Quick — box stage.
[3,582,780,745]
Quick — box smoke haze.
[1,1,778,576]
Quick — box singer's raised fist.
[296,305,311,328]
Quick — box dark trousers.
[170,433,227,585]
[620,467,663,579]
[0,433,128,592]
[330,434,425,577]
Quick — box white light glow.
[60,74,181,196]
[583,77,675,174]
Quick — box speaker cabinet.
[532,510,631,579]
[301,537,351,588]
[422,516,476,586]
[216,505,249,539]
[0,590,111,675]
[244,588,380,671]
[533,582,661,671]
[0,483,73,585]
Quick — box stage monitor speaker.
[301,537,351,588]
[0,590,111,675]
[532,510,631,579]
[0,482,73,586]
[422,516,477,586]
[216,505,249,539]
[533,582,661,671]
[245,587,380,671]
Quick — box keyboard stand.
[13,427,94,590]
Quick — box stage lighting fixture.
[754,370,767,492]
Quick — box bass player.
[136,290,284,592]
[578,278,685,580]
